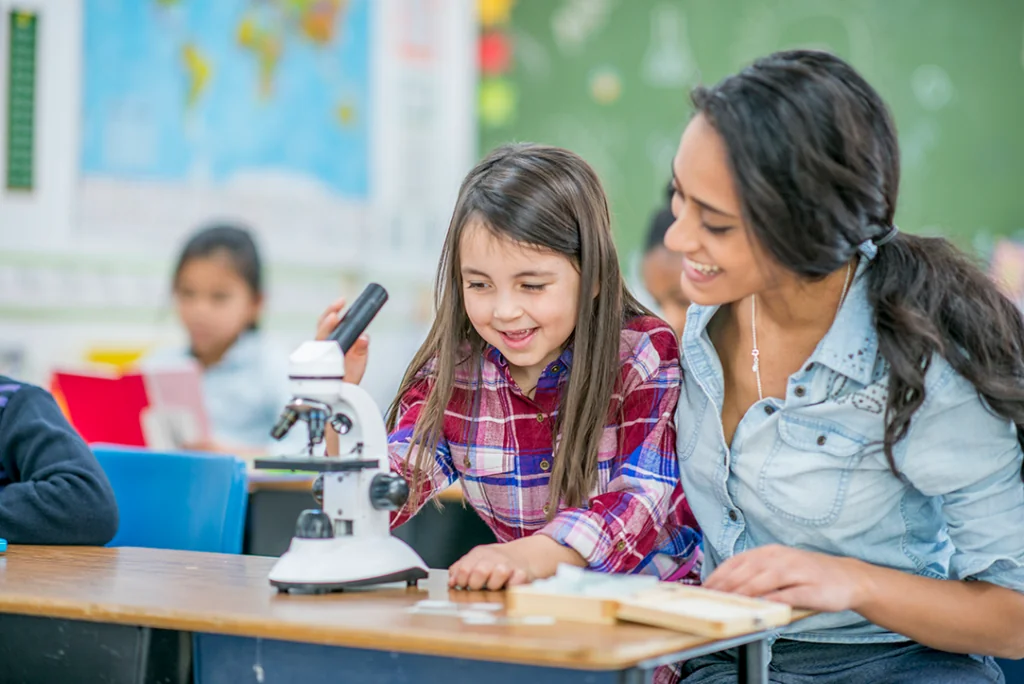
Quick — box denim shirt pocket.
[758,414,869,527]
[676,384,712,463]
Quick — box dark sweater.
[0,376,119,544]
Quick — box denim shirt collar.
[683,240,881,388]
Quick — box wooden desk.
[0,546,775,684]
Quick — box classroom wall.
[479,0,1024,270]
[0,0,477,409]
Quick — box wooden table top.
[248,472,465,503]
[0,546,762,670]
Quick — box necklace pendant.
[751,348,760,373]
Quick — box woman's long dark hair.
[693,50,1024,478]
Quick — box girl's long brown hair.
[386,143,651,516]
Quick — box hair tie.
[874,224,900,246]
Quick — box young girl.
[152,223,304,456]
[320,143,701,592]
[666,50,1024,681]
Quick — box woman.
[666,50,1024,682]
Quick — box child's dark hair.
[173,223,263,327]
[693,49,1024,479]
[644,180,676,253]
[387,143,652,514]
[645,207,676,254]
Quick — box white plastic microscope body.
[266,340,428,591]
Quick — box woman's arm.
[853,562,1024,658]
[705,545,1024,659]
[708,365,1024,658]
[536,324,697,574]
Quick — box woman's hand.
[316,297,370,385]
[703,544,868,612]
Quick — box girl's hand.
[448,543,534,591]
[448,536,586,591]
[703,544,869,613]
[316,297,370,385]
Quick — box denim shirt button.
[728,509,739,522]
[764,405,775,416]
[817,435,827,446]
[794,385,806,398]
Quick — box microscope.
[255,284,428,593]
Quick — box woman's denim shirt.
[676,246,1024,642]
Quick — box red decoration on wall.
[479,31,511,76]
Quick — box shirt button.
[542,503,550,515]
[794,385,806,398]
[728,509,739,522]
[764,405,775,416]
[536,413,545,422]
[615,540,627,552]
[463,456,471,468]
[550,365,560,373]
[817,435,827,446]
[804,364,814,372]
[539,459,551,472]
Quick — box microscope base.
[268,534,429,593]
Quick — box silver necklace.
[750,261,852,402]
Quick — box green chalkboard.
[479,0,1024,262]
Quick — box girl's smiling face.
[459,219,581,391]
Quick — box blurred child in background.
[641,184,689,338]
[149,223,304,457]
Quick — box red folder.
[51,363,210,448]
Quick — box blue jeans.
[679,640,1005,683]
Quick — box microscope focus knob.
[311,474,324,506]
[370,473,409,511]
[295,509,334,539]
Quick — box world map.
[81,0,370,198]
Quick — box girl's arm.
[537,324,698,574]
[448,323,693,591]
[387,376,457,529]
[707,366,1024,658]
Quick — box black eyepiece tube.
[328,283,388,353]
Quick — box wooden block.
[616,584,791,638]
[507,577,791,638]
[506,588,619,625]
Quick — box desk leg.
[737,639,768,684]
[619,668,655,684]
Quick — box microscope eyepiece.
[328,283,388,353]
